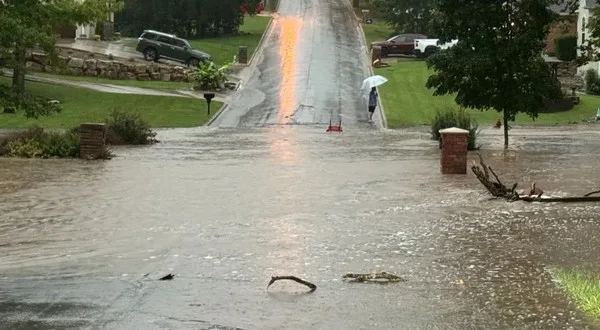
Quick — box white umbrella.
[361,75,388,89]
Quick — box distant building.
[578,0,597,49]
[577,0,600,74]
[546,3,577,55]
[56,0,115,40]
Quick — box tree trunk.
[12,47,26,95]
[502,109,509,148]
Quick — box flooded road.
[1,126,600,329]
[212,0,375,128]
[2,0,600,328]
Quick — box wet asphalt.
[2,0,600,329]
[211,0,375,128]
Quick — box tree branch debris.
[266,276,317,292]
[471,153,600,203]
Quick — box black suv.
[135,30,211,67]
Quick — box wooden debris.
[159,274,175,281]
[267,276,317,292]
[471,154,600,203]
[342,271,405,283]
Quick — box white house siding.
[577,0,599,75]
[75,1,115,39]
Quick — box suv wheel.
[143,48,158,62]
[187,58,200,68]
[381,47,389,58]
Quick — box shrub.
[431,107,480,150]
[189,61,230,91]
[585,69,600,95]
[554,34,577,61]
[105,109,157,145]
[0,84,62,118]
[0,126,80,158]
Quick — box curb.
[212,9,279,127]
[205,103,229,126]
[356,21,388,129]
[246,14,276,67]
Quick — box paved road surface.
[211,0,375,128]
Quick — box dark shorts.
[368,106,376,112]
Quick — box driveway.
[211,0,374,127]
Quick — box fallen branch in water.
[472,154,600,203]
[343,271,405,283]
[519,196,600,203]
[267,276,317,292]
[470,153,519,200]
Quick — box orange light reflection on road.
[277,17,301,123]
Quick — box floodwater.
[2,0,600,329]
[1,127,600,329]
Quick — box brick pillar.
[371,46,382,67]
[238,46,248,64]
[79,123,106,159]
[439,127,469,174]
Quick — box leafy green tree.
[371,0,436,35]
[0,0,123,95]
[115,0,263,38]
[425,0,562,148]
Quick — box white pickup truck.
[413,38,458,58]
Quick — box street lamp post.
[203,93,215,116]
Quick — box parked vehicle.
[371,33,427,57]
[135,30,211,67]
[241,0,265,14]
[413,38,458,58]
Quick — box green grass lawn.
[554,269,600,323]
[189,15,272,65]
[375,61,600,128]
[0,77,221,129]
[29,72,192,91]
[362,20,394,46]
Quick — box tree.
[0,0,123,95]
[114,0,263,38]
[371,0,437,35]
[425,0,562,148]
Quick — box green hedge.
[554,34,577,61]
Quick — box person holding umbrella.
[368,87,378,123]
[361,75,387,123]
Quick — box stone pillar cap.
[439,127,469,134]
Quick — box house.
[76,11,115,39]
[546,4,577,54]
[577,0,597,49]
[577,0,599,74]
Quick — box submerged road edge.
[205,103,229,126]
[208,11,278,128]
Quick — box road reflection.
[277,16,302,123]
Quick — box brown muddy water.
[0,126,599,329]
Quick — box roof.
[549,4,567,14]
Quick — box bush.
[105,109,157,145]
[0,126,80,158]
[189,61,230,91]
[585,69,600,95]
[554,34,577,61]
[0,84,62,118]
[431,107,479,150]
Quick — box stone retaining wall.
[25,53,193,82]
